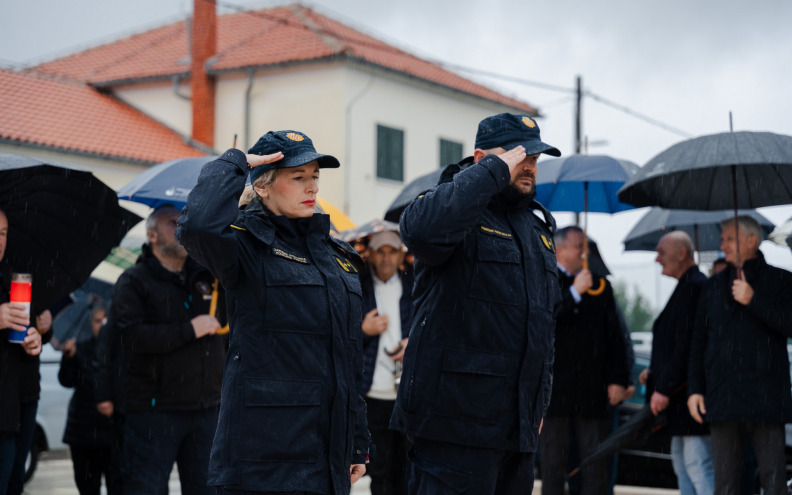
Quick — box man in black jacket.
[113,205,224,495]
[540,226,629,495]
[390,113,563,494]
[640,231,712,495]
[360,230,413,495]
[688,216,792,495]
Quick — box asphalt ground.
[24,449,679,495]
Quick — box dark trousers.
[540,415,609,495]
[70,444,120,495]
[123,407,218,495]
[0,400,37,495]
[408,436,535,495]
[216,490,318,494]
[364,397,410,495]
[710,420,786,495]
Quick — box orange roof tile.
[0,69,206,164]
[36,5,538,114]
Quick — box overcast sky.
[2,0,792,310]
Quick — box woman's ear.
[254,185,268,198]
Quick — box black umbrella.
[0,154,141,310]
[623,208,775,253]
[618,130,792,267]
[384,169,443,223]
[52,277,114,343]
[568,404,665,478]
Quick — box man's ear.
[146,229,157,245]
[473,149,488,164]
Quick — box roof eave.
[0,138,193,166]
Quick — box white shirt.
[557,262,583,304]
[367,272,403,400]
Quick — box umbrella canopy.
[624,208,775,252]
[338,219,399,244]
[117,156,214,209]
[52,277,114,343]
[536,155,640,214]
[384,169,443,223]
[768,216,792,249]
[0,154,141,310]
[618,131,792,210]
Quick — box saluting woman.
[177,130,369,495]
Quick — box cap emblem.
[521,117,536,128]
[286,132,305,141]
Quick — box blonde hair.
[239,169,280,207]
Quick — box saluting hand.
[496,146,528,180]
[245,151,284,168]
[732,271,754,306]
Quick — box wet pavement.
[24,449,679,495]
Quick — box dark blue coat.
[177,149,370,494]
[647,265,708,436]
[389,155,562,453]
[689,252,792,423]
[360,270,413,394]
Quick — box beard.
[161,240,188,259]
[501,172,537,204]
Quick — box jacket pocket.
[468,233,523,306]
[238,379,322,462]
[264,262,328,334]
[340,273,363,342]
[434,347,508,423]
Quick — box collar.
[556,262,574,277]
[372,272,400,287]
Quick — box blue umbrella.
[117,156,214,209]
[536,154,640,214]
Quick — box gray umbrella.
[623,208,775,252]
[618,131,792,267]
[618,131,792,210]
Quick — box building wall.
[115,80,193,138]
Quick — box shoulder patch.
[480,225,512,239]
[230,224,247,232]
[272,247,308,264]
[335,256,358,273]
[540,234,555,253]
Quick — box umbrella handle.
[586,278,606,296]
[216,324,230,335]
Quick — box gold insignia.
[480,225,512,239]
[335,257,357,273]
[521,116,536,128]
[272,247,308,264]
[541,234,555,253]
[286,132,305,142]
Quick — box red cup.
[8,273,32,344]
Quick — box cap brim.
[504,141,561,157]
[281,152,340,169]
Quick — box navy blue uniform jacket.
[389,155,562,453]
[177,149,370,494]
[689,252,792,423]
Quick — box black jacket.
[548,271,629,418]
[689,253,792,423]
[389,155,562,453]
[647,265,708,436]
[112,244,225,413]
[58,336,115,447]
[360,270,413,394]
[177,149,370,495]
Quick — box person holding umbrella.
[0,208,53,495]
[688,216,792,494]
[177,130,369,494]
[639,231,713,495]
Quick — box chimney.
[190,0,216,147]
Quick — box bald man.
[640,231,712,495]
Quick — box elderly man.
[640,231,712,495]
[390,113,563,494]
[688,216,792,495]
[360,230,413,495]
[541,225,629,495]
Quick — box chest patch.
[272,247,308,264]
[335,256,358,273]
[540,234,555,253]
[480,225,512,239]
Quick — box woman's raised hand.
[245,151,284,168]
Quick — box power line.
[585,90,694,139]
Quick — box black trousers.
[408,437,535,495]
[710,420,786,495]
[539,415,609,495]
[70,444,120,495]
[364,397,410,495]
